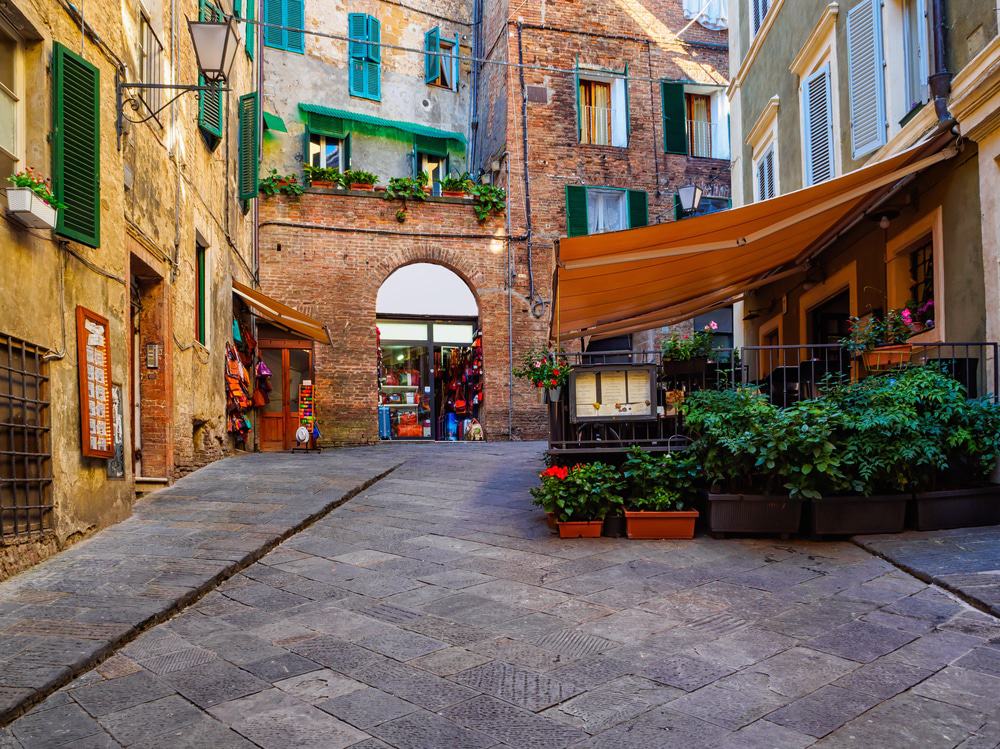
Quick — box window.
[663,82,729,158]
[234,0,255,58]
[754,145,776,201]
[424,28,459,91]
[0,333,52,538]
[748,96,779,200]
[885,207,942,338]
[847,0,887,158]
[263,0,304,53]
[902,0,930,112]
[802,64,834,186]
[309,133,345,170]
[0,21,20,179]
[198,1,224,141]
[138,13,164,118]
[565,185,647,237]
[907,237,934,310]
[750,0,772,35]
[577,70,628,147]
[417,152,448,194]
[53,43,100,248]
[348,13,381,101]
[195,243,207,346]
[686,93,712,157]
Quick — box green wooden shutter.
[349,60,365,97]
[348,13,367,58]
[343,133,351,169]
[263,0,284,48]
[425,27,441,83]
[623,62,631,141]
[238,93,259,200]
[52,43,100,248]
[233,0,241,17]
[244,0,255,58]
[452,33,460,87]
[367,16,381,62]
[286,0,305,53]
[662,81,687,154]
[365,60,381,100]
[565,185,589,237]
[198,0,224,139]
[627,190,648,228]
[574,60,581,141]
[196,244,207,344]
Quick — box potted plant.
[468,183,507,223]
[551,462,624,538]
[622,447,701,539]
[259,169,305,197]
[440,172,472,198]
[660,322,716,377]
[531,464,569,530]
[384,174,427,222]
[513,348,571,402]
[842,308,918,371]
[303,164,346,189]
[5,168,61,229]
[344,169,379,191]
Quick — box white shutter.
[751,0,771,34]
[802,64,834,186]
[756,145,775,201]
[847,0,887,158]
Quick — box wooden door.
[258,343,314,451]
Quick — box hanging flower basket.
[5,187,57,229]
[862,344,912,371]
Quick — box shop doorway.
[258,326,314,451]
[376,264,483,441]
[128,255,168,479]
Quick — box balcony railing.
[548,342,999,454]
[687,119,729,160]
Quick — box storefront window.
[380,344,431,439]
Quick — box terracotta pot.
[442,190,467,198]
[310,179,335,188]
[350,183,375,191]
[863,344,912,370]
[423,186,433,194]
[545,512,557,530]
[557,520,603,538]
[374,185,387,192]
[625,510,699,539]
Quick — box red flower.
[553,369,560,376]
[550,379,557,386]
[540,465,568,480]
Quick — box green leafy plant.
[532,462,624,522]
[513,348,571,389]
[622,447,701,510]
[439,172,473,193]
[259,169,305,197]
[303,164,346,187]
[384,174,428,202]
[344,169,379,187]
[6,168,62,208]
[468,183,507,222]
[661,322,718,361]
[842,309,918,355]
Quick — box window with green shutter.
[424,27,441,84]
[238,93,259,200]
[195,242,207,345]
[565,185,648,237]
[565,185,589,237]
[242,0,255,58]
[52,43,100,248]
[661,81,687,154]
[627,190,648,228]
[198,0,224,141]
[262,0,304,53]
[348,13,381,101]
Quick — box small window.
[138,13,164,119]
[417,152,448,194]
[309,134,344,170]
[578,75,628,147]
[754,144,776,201]
[750,0,772,35]
[195,243,207,346]
[432,38,456,90]
[0,21,20,178]
[907,236,934,311]
[586,189,627,234]
[686,93,712,157]
[902,0,931,112]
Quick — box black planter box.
[661,357,708,377]
[708,493,802,536]
[914,485,1000,531]
[810,494,907,536]
[602,515,627,538]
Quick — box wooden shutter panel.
[365,60,381,100]
[238,93,259,200]
[286,0,305,52]
[661,81,687,154]
[349,59,366,97]
[52,43,100,248]
[424,27,441,83]
[348,13,367,59]
[565,185,589,237]
[244,0,255,57]
[802,64,834,186]
[627,190,648,228]
[367,16,381,62]
[847,0,886,158]
[198,1,224,139]
[263,0,284,49]
[756,146,775,200]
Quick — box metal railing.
[687,119,729,159]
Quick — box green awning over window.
[262,111,287,132]
[299,103,466,155]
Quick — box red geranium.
[540,465,568,480]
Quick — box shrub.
[622,447,701,511]
[531,462,623,522]
[259,169,304,197]
[384,174,428,203]
[440,172,472,192]
[468,183,507,222]
[344,169,378,186]
[661,323,716,361]
[303,164,346,187]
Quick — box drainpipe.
[515,22,539,316]
[929,0,954,126]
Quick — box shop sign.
[76,306,114,458]
[569,364,657,422]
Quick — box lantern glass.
[678,184,704,213]
[188,17,240,82]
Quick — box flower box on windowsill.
[5,187,57,229]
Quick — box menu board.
[571,365,656,422]
[76,306,114,458]
[298,380,315,428]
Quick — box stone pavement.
[857,526,1000,617]
[3,442,1000,748]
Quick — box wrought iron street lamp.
[677,183,704,215]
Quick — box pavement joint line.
[851,536,1000,621]
[0,460,405,727]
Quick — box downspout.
[505,151,514,439]
[469,0,482,170]
[515,22,538,316]
[929,0,954,126]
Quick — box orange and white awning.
[553,139,956,341]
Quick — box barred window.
[0,333,52,538]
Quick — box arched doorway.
[376,264,483,441]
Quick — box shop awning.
[262,111,287,132]
[232,281,331,345]
[553,139,957,341]
[299,103,467,155]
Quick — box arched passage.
[376,264,484,441]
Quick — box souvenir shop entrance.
[377,317,483,440]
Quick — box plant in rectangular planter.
[439,172,472,197]
[259,169,305,197]
[5,168,62,229]
[343,169,379,191]
[660,322,719,378]
[842,307,926,371]
[303,164,347,189]
[531,461,623,538]
[622,447,700,539]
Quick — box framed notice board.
[76,306,114,458]
[569,364,657,423]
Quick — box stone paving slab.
[0,448,403,723]
[3,442,1000,747]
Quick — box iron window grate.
[0,333,53,538]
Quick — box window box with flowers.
[5,169,61,229]
[513,348,571,402]
[842,305,933,371]
[660,321,718,377]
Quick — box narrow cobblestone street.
[3,443,1000,748]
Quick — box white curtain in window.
[587,190,626,234]
[683,0,728,31]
